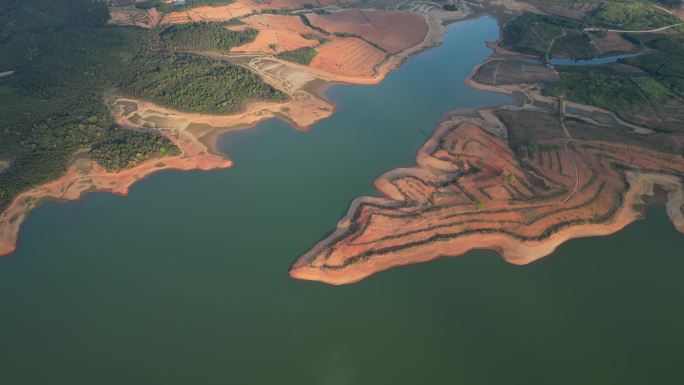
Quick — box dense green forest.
[550,31,599,59]
[90,128,179,171]
[624,53,684,97]
[160,22,258,52]
[277,47,318,65]
[0,0,286,213]
[0,1,164,213]
[548,65,671,111]
[502,13,568,56]
[118,53,287,114]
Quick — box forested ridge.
[119,53,287,114]
[0,0,285,213]
[160,22,258,52]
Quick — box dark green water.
[2,17,684,384]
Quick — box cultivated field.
[309,36,387,78]
[161,1,254,24]
[230,15,321,53]
[306,9,429,54]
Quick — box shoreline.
[0,8,469,258]
[0,129,232,257]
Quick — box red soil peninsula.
[290,118,684,285]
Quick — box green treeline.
[118,53,287,114]
[160,22,258,52]
[135,0,235,12]
[277,47,318,65]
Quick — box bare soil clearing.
[310,37,387,78]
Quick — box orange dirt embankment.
[306,9,429,54]
[290,120,684,285]
[0,130,231,257]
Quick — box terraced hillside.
[291,112,684,284]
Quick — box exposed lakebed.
[1,17,683,385]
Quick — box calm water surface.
[2,18,683,384]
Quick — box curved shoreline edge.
[0,8,466,258]
[289,158,684,285]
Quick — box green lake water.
[2,17,684,384]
